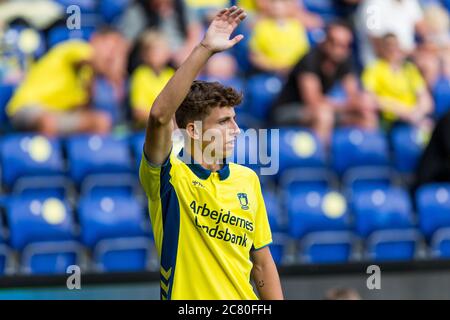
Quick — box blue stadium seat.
[286,188,350,239]
[431,227,450,259]
[0,134,69,196]
[299,231,354,264]
[78,195,151,272]
[0,245,10,275]
[93,237,153,272]
[54,0,97,13]
[246,74,282,121]
[432,77,450,118]
[99,0,131,23]
[5,196,81,274]
[343,166,397,199]
[276,128,326,177]
[392,125,427,174]
[47,26,94,48]
[366,229,422,262]
[130,131,145,169]
[331,128,390,176]
[270,233,290,265]
[303,0,338,22]
[352,187,415,238]
[67,134,134,186]
[0,84,15,128]
[6,27,46,58]
[280,168,338,199]
[263,189,283,233]
[417,184,450,239]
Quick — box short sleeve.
[139,149,172,201]
[295,51,316,75]
[251,174,273,250]
[59,41,93,64]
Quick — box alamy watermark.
[66,265,81,290]
[174,123,280,176]
[366,265,381,290]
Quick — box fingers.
[216,6,246,25]
[229,7,244,19]
[216,8,227,18]
[227,6,247,26]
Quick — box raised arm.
[144,6,247,165]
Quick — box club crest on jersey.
[237,193,249,210]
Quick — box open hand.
[201,6,247,53]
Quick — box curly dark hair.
[175,80,243,129]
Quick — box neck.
[188,143,223,172]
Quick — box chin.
[223,145,235,159]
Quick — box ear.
[186,122,201,140]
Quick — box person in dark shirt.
[415,110,450,189]
[270,20,377,143]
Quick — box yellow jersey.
[7,40,94,116]
[250,18,310,70]
[362,59,426,121]
[130,65,174,113]
[139,148,272,300]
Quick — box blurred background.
[1,0,450,299]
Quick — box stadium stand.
[0,0,449,276]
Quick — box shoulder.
[132,65,152,78]
[229,163,260,181]
[54,40,92,57]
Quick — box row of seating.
[0,125,426,196]
[268,183,450,264]
[0,182,450,274]
[0,194,154,275]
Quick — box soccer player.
[139,6,283,300]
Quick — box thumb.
[230,34,244,46]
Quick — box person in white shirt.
[355,0,428,66]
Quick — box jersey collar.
[178,148,230,181]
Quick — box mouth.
[226,140,235,147]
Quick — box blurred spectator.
[116,0,202,67]
[362,33,434,131]
[203,52,239,82]
[413,2,450,89]
[270,21,377,143]
[130,30,174,128]
[6,28,129,136]
[415,109,450,188]
[324,288,362,300]
[248,0,310,75]
[356,0,428,66]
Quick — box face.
[382,36,404,63]
[143,40,171,70]
[205,53,237,79]
[268,0,292,19]
[189,107,241,161]
[323,26,353,63]
[91,32,128,79]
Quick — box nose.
[231,118,241,136]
